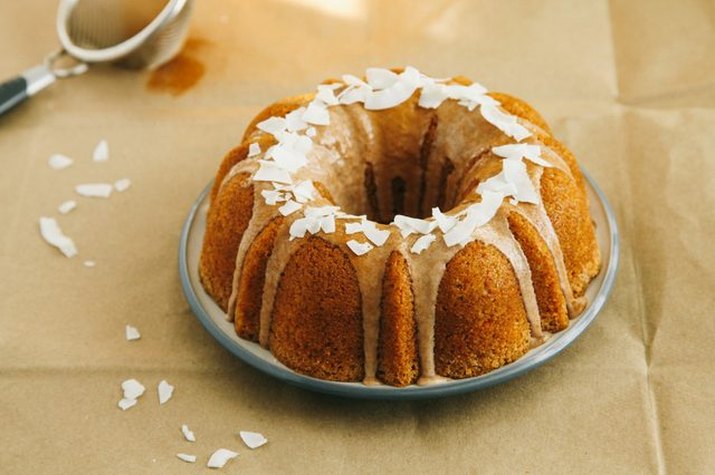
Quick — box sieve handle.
[0,65,56,117]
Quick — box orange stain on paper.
[146,37,210,96]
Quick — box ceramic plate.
[179,169,618,400]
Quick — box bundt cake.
[199,67,601,387]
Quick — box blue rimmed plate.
[179,169,618,400]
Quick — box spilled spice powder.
[146,37,210,96]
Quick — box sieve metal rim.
[56,0,190,64]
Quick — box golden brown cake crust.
[378,251,420,387]
[199,172,254,311]
[234,217,285,341]
[435,240,531,378]
[269,237,365,381]
[507,212,569,332]
[541,167,600,297]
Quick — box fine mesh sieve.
[0,0,194,116]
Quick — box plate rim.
[178,168,619,400]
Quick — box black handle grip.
[0,76,28,116]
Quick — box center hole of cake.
[359,155,457,225]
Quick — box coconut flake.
[304,205,340,218]
[58,200,77,214]
[265,134,311,172]
[501,159,539,204]
[443,191,504,247]
[253,161,293,184]
[480,104,531,141]
[346,239,373,256]
[118,398,137,411]
[342,74,367,87]
[291,180,316,203]
[393,215,437,237]
[48,154,73,170]
[432,207,457,233]
[362,224,390,246]
[319,215,336,234]
[256,116,287,136]
[289,217,310,240]
[181,424,196,442]
[125,325,141,341]
[337,84,371,105]
[301,101,330,126]
[365,68,400,89]
[114,178,131,192]
[345,218,390,246]
[418,83,449,109]
[492,143,551,167]
[261,189,286,205]
[285,107,309,132]
[344,221,363,234]
[278,199,302,216]
[248,143,262,157]
[207,449,238,469]
[239,431,268,449]
[306,127,317,137]
[410,234,436,254]
[364,74,418,110]
[93,140,109,162]
[75,183,113,198]
[83,260,95,268]
[316,85,339,106]
[122,379,146,400]
[158,380,174,405]
[176,453,197,463]
[39,217,77,258]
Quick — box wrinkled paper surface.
[1,0,714,473]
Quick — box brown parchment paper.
[1,0,714,473]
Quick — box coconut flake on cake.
[256,116,288,136]
[261,188,286,205]
[248,143,262,157]
[492,143,551,167]
[343,217,390,246]
[431,207,457,233]
[39,217,77,258]
[285,107,309,131]
[316,84,340,106]
[410,234,436,254]
[253,161,293,184]
[278,199,302,216]
[480,104,531,142]
[301,101,330,126]
[443,191,505,247]
[346,239,374,256]
[392,215,437,238]
[364,67,420,111]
